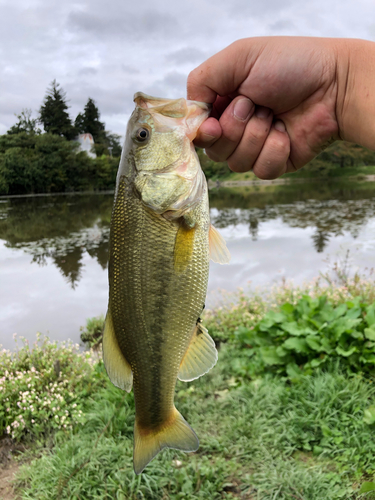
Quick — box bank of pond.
[2,131,375,197]
[2,280,375,499]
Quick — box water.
[1,179,375,350]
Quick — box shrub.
[0,334,103,441]
[80,315,105,349]
[0,132,119,195]
[235,295,375,378]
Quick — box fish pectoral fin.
[174,223,195,274]
[102,309,133,392]
[133,408,198,475]
[178,322,218,382]
[209,224,231,264]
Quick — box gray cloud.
[78,67,98,76]
[268,20,297,33]
[167,47,207,65]
[230,0,294,18]
[1,0,374,136]
[67,9,181,42]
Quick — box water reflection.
[0,180,375,287]
[1,180,375,349]
[209,182,375,253]
[0,195,112,287]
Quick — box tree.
[93,132,122,157]
[75,99,122,157]
[39,80,76,140]
[7,109,41,135]
[75,98,105,143]
[0,132,119,195]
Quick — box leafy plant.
[80,315,105,349]
[0,334,103,441]
[235,294,375,377]
[0,132,119,194]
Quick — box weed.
[0,334,103,441]
[80,315,105,349]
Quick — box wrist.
[335,38,375,149]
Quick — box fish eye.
[135,127,150,142]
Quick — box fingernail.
[199,132,217,142]
[274,120,286,132]
[255,106,271,119]
[234,98,253,121]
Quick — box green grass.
[13,352,375,499]
[283,165,375,180]
[8,279,375,499]
[213,165,375,183]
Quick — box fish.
[103,92,230,475]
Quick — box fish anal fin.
[178,322,218,382]
[102,309,133,392]
[209,224,231,264]
[133,408,198,474]
[174,223,195,274]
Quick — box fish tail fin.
[133,408,199,474]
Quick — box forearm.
[336,38,375,150]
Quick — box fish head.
[123,92,210,172]
[118,93,211,217]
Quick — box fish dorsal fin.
[209,224,231,264]
[178,322,218,382]
[102,309,133,392]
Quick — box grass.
[14,356,375,499]
[211,165,375,183]
[5,275,375,499]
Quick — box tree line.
[7,80,122,156]
[0,81,122,195]
[198,140,375,180]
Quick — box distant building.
[76,133,96,158]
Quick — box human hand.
[187,37,348,179]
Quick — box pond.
[1,179,375,350]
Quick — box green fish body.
[103,93,230,474]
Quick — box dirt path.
[0,463,20,500]
[0,437,25,500]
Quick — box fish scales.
[103,92,230,474]
[110,177,209,427]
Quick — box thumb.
[187,38,262,103]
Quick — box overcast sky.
[1,0,374,139]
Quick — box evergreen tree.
[39,80,76,140]
[105,132,122,157]
[7,109,41,135]
[75,98,105,143]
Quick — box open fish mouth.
[133,92,211,141]
[133,91,212,112]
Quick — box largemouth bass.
[103,92,230,474]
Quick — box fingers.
[194,96,235,148]
[195,93,290,179]
[205,97,256,162]
[225,105,273,172]
[187,39,261,102]
[194,117,222,149]
[251,121,291,180]
[197,112,290,179]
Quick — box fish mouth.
[133,92,211,114]
[133,92,211,140]
[187,100,211,112]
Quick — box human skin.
[187,37,375,180]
